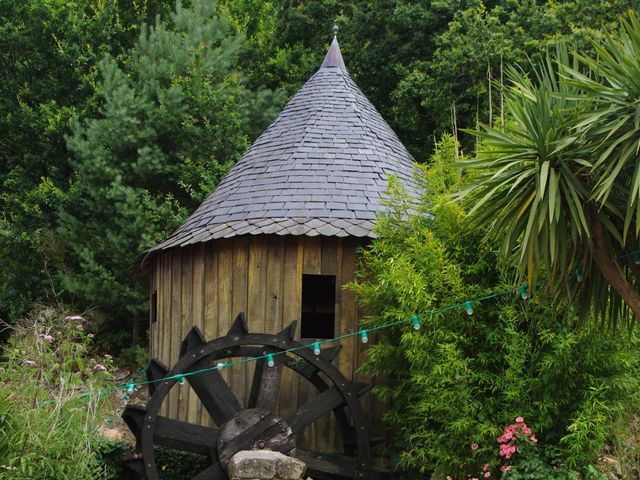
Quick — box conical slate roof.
[150,34,420,254]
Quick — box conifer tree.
[60,0,281,344]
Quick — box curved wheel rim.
[137,331,371,480]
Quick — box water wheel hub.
[217,408,295,469]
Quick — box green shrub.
[350,136,640,477]
[0,306,116,479]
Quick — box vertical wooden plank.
[179,247,193,422]
[320,237,339,276]
[232,237,250,407]
[189,244,205,424]
[265,236,285,334]
[302,237,322,274]
[313,238,339,450]
[203,243,219,340]
[245,236,266,405]
[337,238,357,383]
[217,240,233,421]
[149,263,157,360]
[300,236,325,448]
[280,237,302,421]
[247,236,267,328]
[330,238,343,450]
[282,236,303,336]
[153,263,161,359]
[169,249,182,420]
[160,252,172,417]
[201,243,218,426]
[265,237,285,409]
[298,237,321,448]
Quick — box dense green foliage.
[2,0,638,344]
[0,307,115,478]
[351,137,640,477]
[58,0,282,344]
[459,15,640,323]
[0,0,168,324]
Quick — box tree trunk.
[591,213,640,321]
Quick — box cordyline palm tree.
[458,13,640,323]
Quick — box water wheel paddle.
[122,313,373,480]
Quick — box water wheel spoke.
[285,386,345,432]
[146,359,169,397]
[247,350,284,411]
[296,449,357,480]
[123,404,218,456]
[191,461,226,480]
[154,418,218,455]
[187,367,241,425]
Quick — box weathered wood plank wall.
[150,234,384,451]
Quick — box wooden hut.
[140,32,420,449]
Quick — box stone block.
[276,456,307,480]
[228,450,306,480]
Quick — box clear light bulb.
[216,362,226,370]
[411,315,421,330]
[266,354,275,367]
[360,330,369,344]
[127,383,135,394]
[464,301,474,316]
[313,342,321,356]
[177,375,185,385]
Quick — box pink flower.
[483,464,490,471]
[530,434,538,443]
[523,427,531,435]
[484,472,491,478]
[41,334,54,342]
[499,444,517,459]
[515,416,524,423]
[471,442,479,451]
[500,465,511,472]
[93,364,107,372]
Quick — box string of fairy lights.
[35,284,533,415]
[34,247,640,414]
[32,248,640,414]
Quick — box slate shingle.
[147,36,421,255]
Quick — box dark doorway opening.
[301,274,336,339]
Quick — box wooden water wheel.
[122,313,373,480]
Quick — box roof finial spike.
[321,24,346,71]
